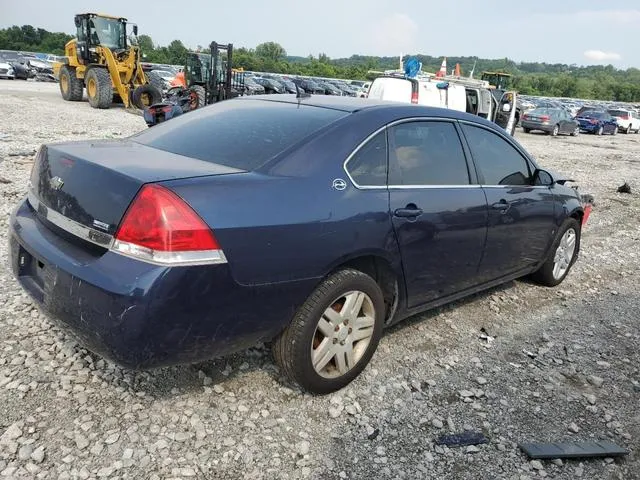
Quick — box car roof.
[239,94,481,120]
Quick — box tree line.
[2,24,640,102]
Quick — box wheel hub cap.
[311,291,376,379]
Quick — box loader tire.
[131,84,163,110]
[59,65,83,102]
[85,68,113,109]
[188,85,206,110]
[146,70,166,93]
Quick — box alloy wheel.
[553,228,577,280]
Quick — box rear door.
[368,76,418,104]
[459,122,555,281]
[387,119,488,307]
[492,91,517,135]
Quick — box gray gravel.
[0,82,638,479]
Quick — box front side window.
[388,121,470,186]
[345,131,387,186]
[461,124,532,186]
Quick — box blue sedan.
[8,95,587,394]
[576,110,618,135]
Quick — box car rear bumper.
[9,197,315,369]
[521,121,553,132]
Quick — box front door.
[459,122,555,281]
[387,120,488,308]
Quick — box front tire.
[626,125,632,134]
[571,126,579,136]
[523,128,531,134]
[85,68,112,109]
[273,269,385,394]
[531,218,581,287]
[596,126,603,135]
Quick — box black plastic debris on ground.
[617,182,632,194]
[435,432,489,448]
[367,428,380,441]
[519,440,629,460]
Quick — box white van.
[367,74,517,135]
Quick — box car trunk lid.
[28,140,243,240]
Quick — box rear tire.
[551,124,559,136]
[273,269,385,394]
[531,218,580,287]
[626,125,631,134]
[85,68,112,109]
[596,126,603,135]
[188,85,206,109]
[59,65,83,102]
[571,126,579,136]
[523,128,531,134]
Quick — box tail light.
[539,115,550,121]
[522,114,529,120]
[112,184,226,266]
[411,91,419,104]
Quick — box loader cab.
[74,13,129,64]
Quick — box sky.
[1,0,639,68]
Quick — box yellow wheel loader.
[53,13,162,109]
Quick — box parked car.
[576,110,618,135]
[315,81,343,95]
[607,108,640,134]
[292,78,325,95]
[8,96,587,394]
[242,76,266,95]
[521,108,580,136]
[0,52,32,79]
[253,77,283,94]
[0,61,15,79]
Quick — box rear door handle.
[394,206,423,218]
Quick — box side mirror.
[133,25,138,36]
[502,103,512,112]
[533,169,554,186]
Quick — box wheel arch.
[326,252,404,325]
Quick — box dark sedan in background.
[8,96,587,394]
[576,110,618,135]
[521,107,580,136]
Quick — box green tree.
[255,42,286,62]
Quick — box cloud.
[369,13,419,56]
[583,50,622,62]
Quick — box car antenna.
[295,82,311,100]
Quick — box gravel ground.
[0,82,638,480]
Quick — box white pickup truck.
[608,108,640,134]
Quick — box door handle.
[491,199,511,212]
[394,205,423,218]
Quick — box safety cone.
[436,57,447,77]
[454,63,461,76]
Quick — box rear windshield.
[580,111,605,118]
[133,99,348,170]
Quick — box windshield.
[89,17,126,49]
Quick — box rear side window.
[461,124,531,186]
[346,131,387,186]
[133,100,347,170]
[388,121,470,185]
